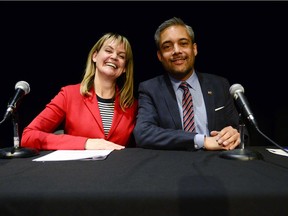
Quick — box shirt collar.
[169,70,197,92]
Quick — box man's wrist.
[194,134,205,149]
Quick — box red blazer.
[21,84,138,150]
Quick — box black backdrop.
[0,1,287,148]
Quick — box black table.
[0,147,288,216]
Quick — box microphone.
[0,80,39,158]
[220,83,288,160]
[3,81,30,121]
[229,83,258,128]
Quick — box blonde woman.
[21,33,138,150]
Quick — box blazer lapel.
[162,75,182,129]
[106,94,122,138]
[197,73,215,132]
[83,87,123,138]
[83,91,105,134]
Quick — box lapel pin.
[208,91,213,95]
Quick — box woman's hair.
[80,33,135,110]
[154,17,195,50]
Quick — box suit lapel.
[83,88,123,138]
[107,94,122,138]
[162,75,182,129]
[197,73,215,132]
[83,91,105,134]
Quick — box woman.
[21,33,138,150]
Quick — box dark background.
[0,1,287,148]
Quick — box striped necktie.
[179,82,195,132]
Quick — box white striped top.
[97,95,115,137]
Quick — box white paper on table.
[33,150,113,161]
[266,148,288,157]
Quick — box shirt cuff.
[194,134,205,149]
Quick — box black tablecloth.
[0,147,288,216]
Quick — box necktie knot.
[179,82,189,91]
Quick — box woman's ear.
[92,52,98,62]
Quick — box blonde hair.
[80,33,135,110]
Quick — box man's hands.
[204,126,240,151]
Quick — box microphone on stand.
[219,84,260,160]
[229,84,258,128]
[0,81,39,159]
[1,81,30,123]
[220,83,288,161]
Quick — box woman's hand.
[85,138,125,150]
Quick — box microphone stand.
[0,112,39,159]
[219,114,262,161]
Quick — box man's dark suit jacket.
[133,72,239,150]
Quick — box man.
[134,17,240,151]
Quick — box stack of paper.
[266,148,288,157]
[33,150,113,161]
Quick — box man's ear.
[157,51,162,62]
[193,43,198,57]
